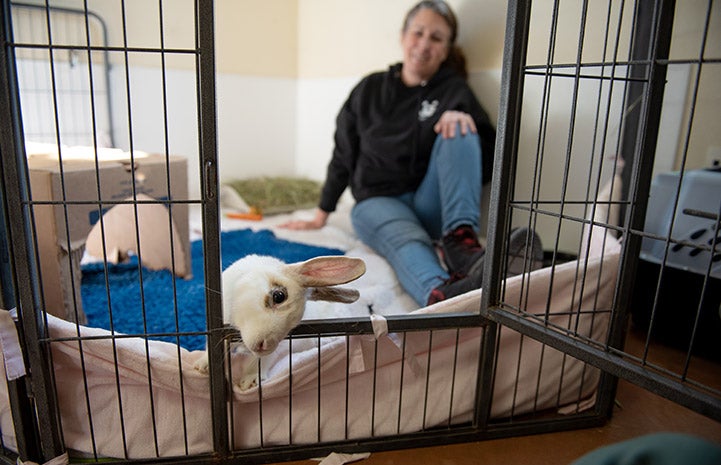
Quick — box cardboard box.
[28,151,190,322]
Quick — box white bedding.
[219,199,421,318]
[0,196,621,459]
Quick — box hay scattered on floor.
[224,176,321,214]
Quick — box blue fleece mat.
[81,228,344,351]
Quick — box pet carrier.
[632,168,721,360]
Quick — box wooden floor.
[278,328,721,465]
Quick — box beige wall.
[669,0,721,169]
[297,0,507,78]
[18,0,298,76]
[216,0,298,76]
[90,0,506,78]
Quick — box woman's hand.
[434,110,477,139]
[278,208,329,230]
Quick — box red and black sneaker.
[440,225,485,275]
[427,255,485,305]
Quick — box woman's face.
[400,8,452,86]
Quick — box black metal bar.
[46,409,605,465]
[524,0,560,281]
[0,0,65,461]
[477,0,533,431]
[155,0,192,454]
[10,42,197,55]
[195,0,227,457]
[0,57,32,461]
[287,338,294,446]
[212,413,605,465]
[344,335,350,440]
[370,338,378,437]
[490,307,721,422]
[316,335,321,442]
[0,160,37,465]
[396,332,407,434]
[258,358,266,448]
[115,0,164,455]
[43,314,483,343]
[446,328,461,426]
[295,313,486,337]
[523,70,648,83]
[481,0,529,327]
[600,0,676,416]
[525,56,721,69]
[421,331,433,430]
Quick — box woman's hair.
[402,0,468,79]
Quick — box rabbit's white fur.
[194,254,365,390]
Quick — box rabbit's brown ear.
[291,256,366,287]
[308,287,360,303]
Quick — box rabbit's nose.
[251,340,271,354]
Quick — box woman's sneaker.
[506,227,544,277]
[440,225,485,275]
[427,255,485,305]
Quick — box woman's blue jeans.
[351,130,482,306]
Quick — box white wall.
[294,77,356,181]
[108,66,298,198]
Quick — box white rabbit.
[194,254,366,390]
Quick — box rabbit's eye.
[269,287,287,306]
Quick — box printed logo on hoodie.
[418,99,439,122]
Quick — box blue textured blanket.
[81,228,344,351]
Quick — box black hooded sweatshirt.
[318,62,496,214]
